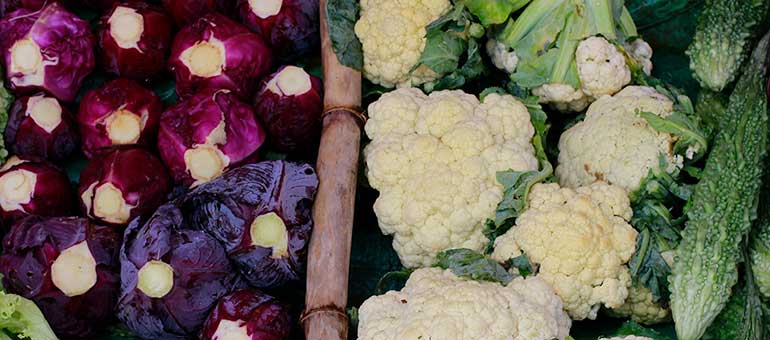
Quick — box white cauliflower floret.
[364,89,538,268]
[609,284,671,325]
[354,0,451,88]
[576,36,632,98]
[532,84,590,113]
[492,182,638,320]
[357,268,571,340]
[556,86,680,192]
[486,39,519,73]
[625,39,654,75]
[600,337,654,340]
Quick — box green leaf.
[434,249,513,285]
[374,269,413,295]
[508,254,534,277]
[639,111,709,162]
[0,292,57,340]
[465,0,529,27]
[326,0,363,70]
[0,71,12,165]
[428,38,485,91]
[417,31,466,75]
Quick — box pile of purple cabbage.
[0,0,323,339]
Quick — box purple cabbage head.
[0,156,74,227]
[0,2,95,102]
[157,88,266,187]
[78,78,163,158]
[201,289,291,340]
[117,203,246,340]
[78,147,170,227]
[236,0,319,61]
[162,0,233,27]
[0,216,121,339]
[4,93,79,161]
[254,65,322,153]
[168,13,272,99]
[97,2,174,80]
[180,161,318,288]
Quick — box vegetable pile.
[329,0,770,339]
[0,0,323,339]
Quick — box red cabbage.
[4,93,79,161]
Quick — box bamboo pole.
[302,0,363,338]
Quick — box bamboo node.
[300,305,349,325]
[322,106,367,128]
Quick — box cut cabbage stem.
[270,66,312,96]
[93,182,132,224]
[249,0,282,19]
[137,260,174,298]
[51,241,98,297]
[109,6,144,49]
[250,212,289,259]
[106,109,142,144]
[183,41,224,77]
[27,96,62,133]
[185,145,227,184]
[213,319,250,340]
[0,170,36,209]
[10,38,42,74]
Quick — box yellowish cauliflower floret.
[354,0,451,88]
[364,88,538,267]
[492,182,638,320]
[576,37,632,98]
[625,39,654,75]
[600,336,654,340]
[609,283,671,325]
[556,86,681,192]
[357,268,571,340]
[532,84,590,113]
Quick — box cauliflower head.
[608,283,671,325]
[364,88,538,267]
[354,0,451,88]
[532,84,590,113]
[487,39,519,74]
[625,39,654,76]
[357,267,571,340]
[556,86,681,192]
[576,37,632,98]
[492,182,638,320]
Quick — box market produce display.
[0,0,323,339]
[329,0,770,339]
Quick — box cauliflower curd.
[357,268,571,340]
[491,182,638,320]
[364,88,538,268]
[556,86,680,192]
[354,0,451,88]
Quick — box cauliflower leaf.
[435,248,513,285]
[326,0,363,70]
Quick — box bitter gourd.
[686,0,770,92]
[750,208,770,299]
[670,32,770,340]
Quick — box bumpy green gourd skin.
[686,0,770,92]
[670,33,770,340]
[702,281,748,340]
[750,217,770,299]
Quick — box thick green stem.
[498,0,567,47]
[618,6,638,38]
[585,0,617,39]
[550,12,579,84]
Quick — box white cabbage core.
[137,260,174,298]
[106,109,142,144]
[0,169,36,212]
[27,96,62,133]
[180,39,226,77]
[93,182,133,224]
[109,6,144,50]
[10,38,42,74]
[0,156,27,172]
[184,145,228,185]
[249,0,282,18]
[213,319,250,340]
[267,66,312,96]
[51,241,98,297]
[250,212,289,259]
